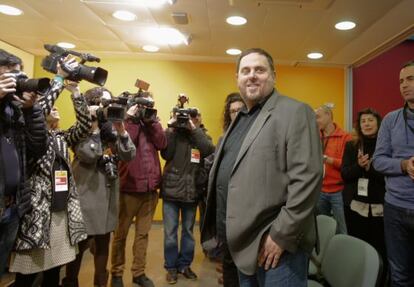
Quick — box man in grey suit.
[201,48,323,287]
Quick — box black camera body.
[96,96,128,123]
[173,107,198,129]
[10,70,51,98]
[119,91,157,122]
[98,154,119,181]
[132,96,157,121]
[41,44,108,86]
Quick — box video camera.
[94,79,155,123]
[122,79,157,122]
[10,70,51,98]
[169,94,199,129]
[97,96,128,123]
[41,44,108,86]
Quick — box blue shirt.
[373,107,414,209]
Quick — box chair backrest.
[313,215,337,263]
[321,234,382,287]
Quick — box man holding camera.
[0,49,48,278]
[111,91,167,287]
[161,104,215,284]
[63,87,136,287]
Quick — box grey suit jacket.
[201,91,323,275]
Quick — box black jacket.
[0,101,47,215]
[161,127,215,203]
[341,139,386,206]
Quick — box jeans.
[317,191,347,234]
[163,200,197,271]
[384,202,414,287]
[0,206,19,278]
[237,250,308,287]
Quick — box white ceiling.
[0,0,413,66]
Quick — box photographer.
[10,58,92,287]
[161,106,215,284]
[0,49,48,278]
[110,91,167,287]
[63,87,135,287]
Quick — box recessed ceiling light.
[112,10,137,21]
[335,21,356,31]
[226,16,247,26]
[133,0,172,8]
[143,27,187,45]
[307,52,323,59]
[226,48,241,56]
[142,45,159,52]
[0,4,23,16]
[57,42,76,49]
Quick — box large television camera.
[96,79,155,123]
[169,93,199,129]
[123,93,157,121]
[41,44,108,86]
[98,96,128,123]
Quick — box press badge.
[55,170,68,192]
[191,149,201,163]
[357,178,369,197]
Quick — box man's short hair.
[316,103,334,119]
[0,49,22,68]
[402,60,414,69]
[84,87,112,106]
[236,48,275,74]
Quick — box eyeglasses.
[230,109,241,114]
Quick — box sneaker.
[133,274,154,287]
[166,269,178,284]
[111,276,124,287]
[179,267,198,280]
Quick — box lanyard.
[322,135,330,153]
[403,104,414,136]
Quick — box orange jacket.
[321,124,352,193]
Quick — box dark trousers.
[384,202,414,287]
[345,206,388,286]
[64,233,111,286]
[221,241,240,287]
[14,266,61,287]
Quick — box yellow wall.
[0,40,34,77]
[34,56,344,221]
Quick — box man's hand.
[89,105,99,119]
[13,92,37,109]
[406,157,414,179]
[188,118,197,130]
[167,116,177,127]
[64,80,80,96]
[126,104,139,118]
[323,155,334,165]
[57,56,78,78]
[0,73,17,99]
[258,234,284,270]
[113,121,126,136]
